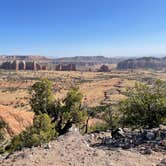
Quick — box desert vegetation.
[0,76,165,154]
[0,69,165,166]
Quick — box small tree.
[8,114,56,152]
[30,79,86,135]
[0,119,8,153]
[84,105,109,133]
[0,119,6,141]
[101,105,119,129]
[56,88,86,134]
[29,79,54,115]
[120,80,166,128]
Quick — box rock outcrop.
[0,129,165,166]
[86,127,166,154]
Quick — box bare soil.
[0,131,165,166]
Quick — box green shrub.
[55,88,87,134]
[30,79,87,135]
[102,106,120,129]
[29,79,54,115]
[119,80,166,128]
[0,119,6,141]
[88,123,109,133]
[0,119,8,153]
[7,114,56,152]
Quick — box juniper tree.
[119,80,166,128]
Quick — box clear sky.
[0,0,166,57]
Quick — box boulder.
[157,158,166,166]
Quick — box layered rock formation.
[117,57,166,70]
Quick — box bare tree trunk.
[85,116,90,133]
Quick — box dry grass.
[0,69,165,107]
[0,69,165,135]
[0,105,34,136]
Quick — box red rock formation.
[56,64,76,71]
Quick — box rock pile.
[157,158,166,166]
[86,126,166,154]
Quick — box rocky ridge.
[86,125,166,154]
[0,126,166,166]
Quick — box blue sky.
[0,0,166,57]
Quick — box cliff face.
[117,57,166,70]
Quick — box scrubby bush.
[29,78,54,115]
[7,114,56,152]
[88,122,109,132]
[29,79,87,135]
[84,105,110,133]
[0,119,8,153]
[55,88,87,134]
[101,105,120,129]
[0,119,6,141]
[119,80,166,128]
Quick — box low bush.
[88,122,109,133]
[119,80,166,128]
[7,114,56,152]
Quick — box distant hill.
[0,55,125,64]
[53,56,125,65]
[0,55,50,62]
[117,57,166,70]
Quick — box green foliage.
[88,122,109,133]
[30,79,86,135]
[29,79,54,115]
[55,88,86,134]
[101,105,120,129]
[7,81,88,153]
[0,119,6,141]
[8,114,56,152]
[119,80,166,128]
[64,88,84,122]
[0,119,8,153]
[83,105,112,133]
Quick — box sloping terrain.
[0,105,34,136]
[0,130,165,166]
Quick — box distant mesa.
[117,57,166,70]
[0,55,124,71]
[54,56,124,65]
[0,60,76,71]
[0,55,76,71]
[2,55,165,71]
[0,60,48,71]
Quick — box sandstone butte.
[0,105,34,136]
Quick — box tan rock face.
[0,105,34,136]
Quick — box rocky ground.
[0,128,166,166]
[86,126,166,154]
